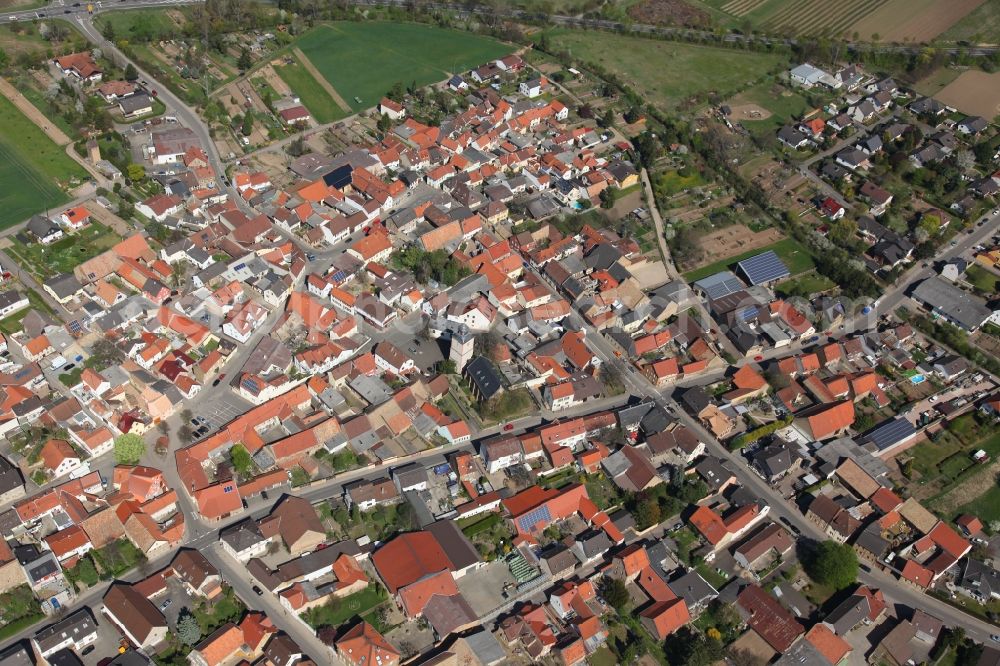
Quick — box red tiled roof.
[805,624,851,665]
[928,522,971,560]
[900,560,933,588]
[640,597,689,640]
[737,585,804,652]
[804,400,855,439]
[371,532,450,594]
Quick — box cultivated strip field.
[709,0,983,41]
[851,0,984,42]
[720,0,768,17]
[935,69,1000,119]
[757,0,890,38]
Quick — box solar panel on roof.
[518,505,551,531]
[737,250,791,286]
[863,418,916,451]
[694,271,745,300]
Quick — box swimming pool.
[910,374,925,384]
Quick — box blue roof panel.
[737,250,791,286]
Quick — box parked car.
[252,585,263,596]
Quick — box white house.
[378,97,406,121]
[437,421,471,445]
[373,342,415,376]
[32,609,99,659]
[519,77,546,98]
[0,290,29,318]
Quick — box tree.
[169,261,188,290]
[387,81,405,103]
[665,627,724,666]
[599,576,629,611]
[70,556,99,586]
[126,163,146,183]
[237,47,252,71]
[177,612,201,646]
[633,495,661,530]
[88,336,124,371]
[241,113,254,137]
[230,444,253,477]
[804,540,858,590]
[600,186,619,209]
[598,109,614,129]
[114,434,145,464]
[124,63,138,82]
[438,359,457,375]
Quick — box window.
[224,485,233,493]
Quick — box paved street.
[204,543,334,663]
[0,0,995,657]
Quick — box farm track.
[290,47,353,114]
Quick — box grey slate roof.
[912,277,993,331]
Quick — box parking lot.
[193,389,254,431]
[382,322,446,375]
[79,609,128,666]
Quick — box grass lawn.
[0,613,44,642]
[908,420,1000,481]
[696,563,731,590]
[94,8,188,42]
[0,289,53,335]
[734,81,813,136]
[654,168,707,197]
[304,585,387,630]
[293,22,512,112]
[588,647,619,666]
[8,222,120,279]
[966,264,999,294]
[682,236,814,281]
[274,55,345,125]
[0,94,85,230]
[547,29,785,110]
[955,483,1000,525]
[776,272,837,297]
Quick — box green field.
[547,29,785,110]
[274,55,345,125]
[292,22,513,112]
[682,236,814,281]
[0,94,85,230]
[8,222,120,279]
